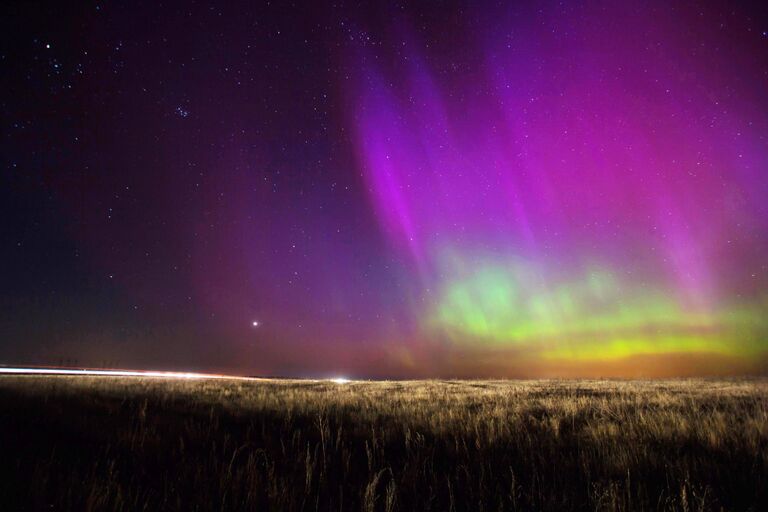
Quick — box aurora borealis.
[345,1,768,375]
[2,1,767,377]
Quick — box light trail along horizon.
[0,366,355,383]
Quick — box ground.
[0,376,766,511]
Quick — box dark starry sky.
[2,1,427,375]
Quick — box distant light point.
[331,377,350,384]
[252,320,259,327]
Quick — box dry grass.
[0,376,766,511]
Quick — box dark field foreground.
[0,377,766,511]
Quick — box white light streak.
[330,377,351,384]
[0,367,255,381]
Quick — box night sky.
[2,1,767,378]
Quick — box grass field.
[0,376,766,511]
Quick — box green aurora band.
[427,251,767,363]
